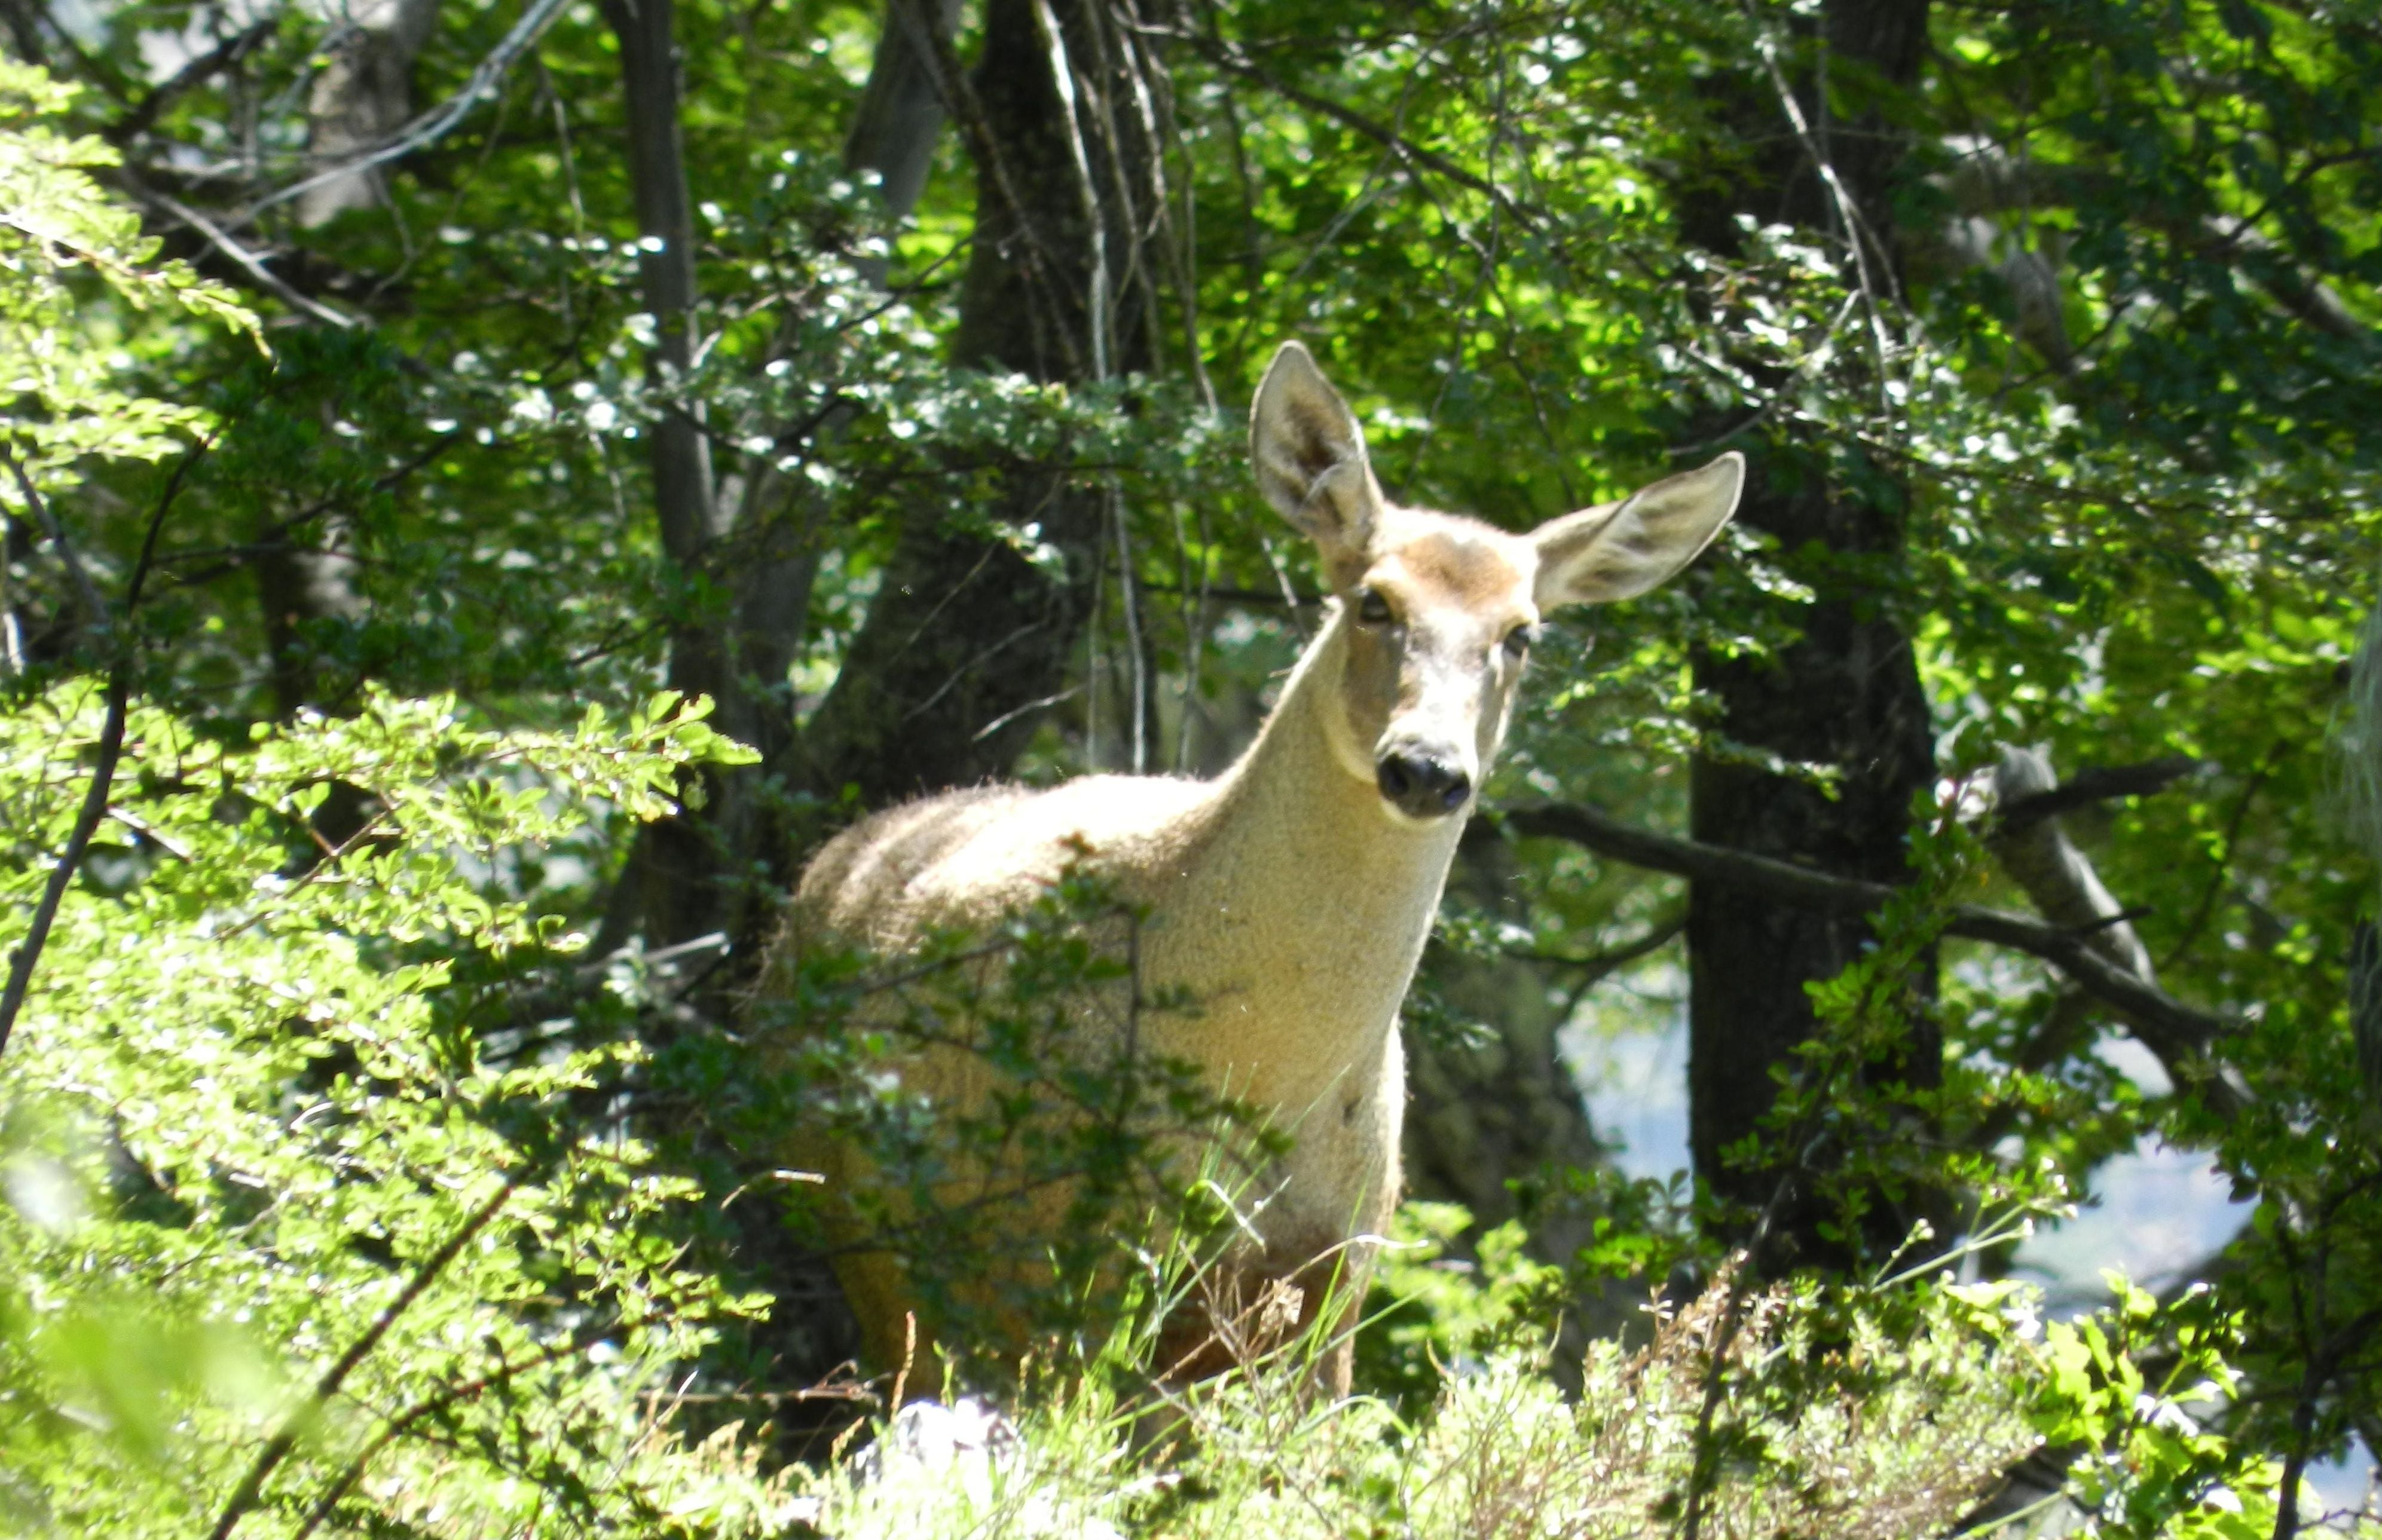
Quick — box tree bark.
[299,0,441,227]
[844,0,963,225]
[249,381,380,852]
[721,0,1166,1410]
[597,0,1167,951]
[600,0,790,951]
[603,0,715,578]
[253,520,362,721]
[591,0,984,962]
[794,0,1157,809]
[1680,0,1940,1272]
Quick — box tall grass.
[799,1206,2042,1540]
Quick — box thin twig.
[1158,23,1542,232]
[1496,911,1684,976]
[1680,1156,1814,1540]
[0,433,212,1063]
[2157,746,2282,974]
[121,173,362,329]
[905,0,1086,377]
[233,0,577,226]
[210,800,401,942]
[1031,0,1112,378]
[1753,26,1897,402]
[109,17,277,142]
[206,1174,519,1540]
[2,448,108,631]
[289,1312,659,1540]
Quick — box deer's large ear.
[1250,342,1383,577]
[1531,452,1744,610]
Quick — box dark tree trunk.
[1406,828,1612,1256]
[592,0,986,961]
[250,387,380,853]
[1682,0,1941,1272]
[845,0,964,225]
[253,510,362,722]
[1686,463,1938,1266]
[603,0,717,584]
[1401,833,1610,1257]
[597,0,1166,950]
[600,0,733,948]
[1405,823,1640,1370]
[699,0,1169,1418]
[796,0,1157,807]
[605,0,993,1419]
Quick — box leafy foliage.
[7,0,2382,1526]
[0,62,255,493]
[0,683,788,1533]
[802,1237,2298,1540]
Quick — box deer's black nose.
[1377,751,1471,819]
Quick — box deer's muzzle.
[1376,749,1471,819]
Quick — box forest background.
[3,0,2382,1532]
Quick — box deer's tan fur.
[762,343,1742,1392]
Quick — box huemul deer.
[763,342,1741,1392]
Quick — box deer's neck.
[1158,612,1467,1101]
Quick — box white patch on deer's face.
[1325,509,1542,822]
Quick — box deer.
[758,341,1742,1395]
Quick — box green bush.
[0,683,803,1535]
[796,1226,2185,1540]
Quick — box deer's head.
[1250,342,1743,824]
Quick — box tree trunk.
[298,0,440,227]
[598,0,1167,950]
[600,0,792,952]
[845,0,963,225]
[591,0,981,962]
[1683,0,1940,1273]
[795,0,1157,808]
[251,380,380,852]
[1404,825,1640,1371]
[712,0,1168,1415]
[1405,826,1611,1257]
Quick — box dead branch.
[1499,800,2246,1119]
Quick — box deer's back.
[791,773,1218,953]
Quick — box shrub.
[799,1236,2054,1539]
[0,683,805,1536]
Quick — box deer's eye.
[1356,589,1395,626]
[1502,624,1535,659]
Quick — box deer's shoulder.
[795,772,1217,942]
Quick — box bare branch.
[111,17,277,142]
[0,434,213,1064]
[1989,746,2157,985]
[206,1174,518,1540]
[1155,22,1542,232]
[121,173,362,330]
[1996,754,2207,831]
[1,448,109,633]
[1498,800,2246,1119]
[234,0,574,228]
[1935,146,2378,349]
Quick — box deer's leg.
[831,1246,942,1396]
